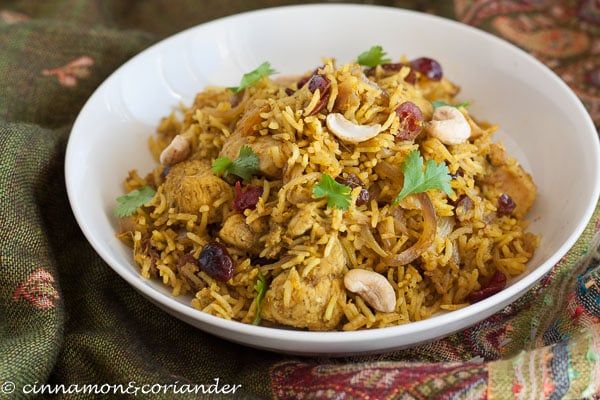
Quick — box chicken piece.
[219,133,290,178]
[163,159,233,222]
[218,214,267,254]
[481,143,536,218]
[287,207,315,238]
[286,185,313,206]
[261,238,346,330]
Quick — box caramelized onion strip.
[386,192,437,266]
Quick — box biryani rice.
[117,56,539,331]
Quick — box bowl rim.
[65,3,600,343]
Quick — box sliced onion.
[386,193,437,266]
[360,227,388,257]
[437,216,455,240]
[392,207,408,235]
[379,207,407,251]
[428,216,454,252]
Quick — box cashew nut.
[426,106,471,145]
[344,269,396,313]
[326,113,381,143]
[159,134,191,166]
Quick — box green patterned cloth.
[1,1,600,399]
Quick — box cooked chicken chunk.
[261,238,346,330]
[285,186,314,205]
[219,133,290,178]
[481,143,536,218]
[218,214,267,254]
[163,159,233,221]
[287,207,315,238]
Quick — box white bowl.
[65,4,600,355]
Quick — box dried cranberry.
[403,68,417,85]
[233,181,263,212]
[355,189,370,206]
[198,242,235,282]
[335,174,370,206]
[308,75,328,93]
[466,271,507,303]
[454,195,473,222]
[395,101,424,141]
[410,57,443,81]
[285,88,295,96]
[497,193,516,216]
[306,75,331,116]
[296,67,320,89]
[453,194,473,209]
[230,91,244,107]
[335,173,363,188]
[297,75,312,89]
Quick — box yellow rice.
[117,57,539,331]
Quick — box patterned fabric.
[0,1,599,399]
[453,0,600,127]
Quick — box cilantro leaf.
[393,150,454,204]
[114,186,155,217]
[230,62,277,93]
[312,174,352,210]
[252,271,267,326]
[357,45,391,67]
[229,146,260,181]
[432,100,470,109]
[211,145,260,181]
[211,157,233,175]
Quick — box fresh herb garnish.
[230,62,277,93]
[357,45,391,67]
[393,150,454,204]
[431,100,470,109]
[114,186,156,217]
[212,145,260,181]
[252,271,267,326]
[312,174,352,210]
